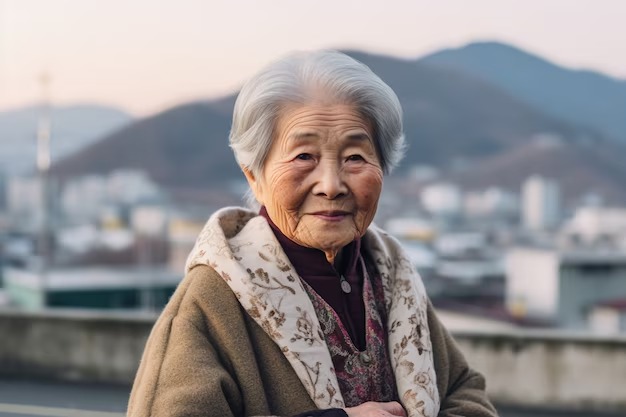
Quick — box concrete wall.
[0,308,155,384]
[1,309,625,412]
[454,329,626,413]
[505,248,559,318]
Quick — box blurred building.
[60,175,109,224]
[385,217,436,241]
[521,175,560,231]
[428,231,505,305]
[60,170,164,224]
[55,225,135,257]
[436,308,518,332]
[106,169,162,205]
[7,177,42,219]
[167,212,206,272]
[464,187,519,219]
[0,171,7,212]
[6,177,43,229]
[6,176,59,231]
[588,299,626,334]
[3,266,178,310]
[505,247,626,329]
[131,205,168,237]
[560,206,626,247]
[420,182,462,218]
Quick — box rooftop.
[3,266,180,291]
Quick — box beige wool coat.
[127,263,497,417]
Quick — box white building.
[6,176,58,230]
[131,205,168,237]
[434,232,487,257]
[522,175,560,231]
[464,187,519,218]
[505,247,626,330]
[61,175,109,223]
[588,300,626,334]
[107,169,162,205]
[7,176,43,220]
[60,171,164,224]
[420,182,462,217]
[56,225,134,255]
[561,206,626,246]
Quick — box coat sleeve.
[427,301,499,417]
[127,265,332,417]
[127,311,244,417]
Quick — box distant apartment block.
[561,206,626,247]
[420,182,462,217]
[464,187,519,219]
[6,176,59,231]
[61,170,163,223]
[522,175,560,231]
[505,247,626,330]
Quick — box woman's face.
[244,103,383,264]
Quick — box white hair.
[229,50,406,182]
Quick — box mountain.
[0,104,133,174]
[419,41,626,143]
[52,50,606,191]
[447,138,626,205]
[51,101,240,188]
[344,51,601,165]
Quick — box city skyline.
[1,0,625,116]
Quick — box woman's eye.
[296,153,313,161]
[347,154,364,162]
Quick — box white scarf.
[185,207,440,417]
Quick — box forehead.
[275,104,373,139]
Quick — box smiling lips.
[312,211,351,221]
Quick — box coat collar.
[185,207,439,417]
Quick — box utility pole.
[36,72,52,309]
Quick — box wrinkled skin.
[244,103,383,265]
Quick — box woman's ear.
[242,166,263,205]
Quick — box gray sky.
[1,0,625,116]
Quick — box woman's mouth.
[312,211,350,221]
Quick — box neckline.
[259,206,362,281]
[300,257,376,354]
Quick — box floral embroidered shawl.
[185,207,440,417]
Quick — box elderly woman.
[127,51,497,417]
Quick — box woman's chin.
[310,234,356,256]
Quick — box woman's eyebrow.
[287,131,319,141]
[345,132,372,142]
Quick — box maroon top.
[260,207,367,350]
[302,268,398,406]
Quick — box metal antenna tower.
[36,72,52,308]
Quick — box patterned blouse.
[260,208,398,405]
[302,258,398,406]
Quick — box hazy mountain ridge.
[419,41,626,143]
[50,102,240,187]
[446,138,626,205]
[48,43,626,207]
[0,104,132,174]
[344,50,603,160]
[52,48,608,188]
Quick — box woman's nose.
[312,161,348,199]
